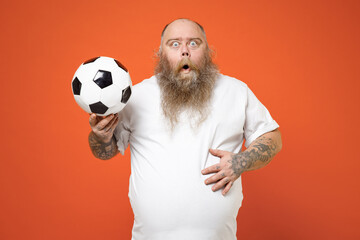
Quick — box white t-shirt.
[114,74,279,240]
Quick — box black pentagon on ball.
[83,57,100,64]
[72,77,82,95]
[93,70,113,89]
[121,86,131,104]
[89,101,108,114]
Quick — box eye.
[172,42,180,47]
[189,41,197,47]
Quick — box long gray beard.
[155,53,218,129]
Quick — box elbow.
[277,139,283,154]
[90,149,118,160]
[276,129,283,154]
[97,155,114,161]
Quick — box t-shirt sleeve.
[113,111,131,155]
[244,86,279,148]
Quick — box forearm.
[88,131,119,160]
[232,129,282,174]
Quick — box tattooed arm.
[88,113,120,160]
[202,129,282,195]
[88,132,119,160]
[232,129,281,172]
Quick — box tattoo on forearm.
[230,135,278,176]
[88,132,117,160]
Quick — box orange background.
[1,0,359,239]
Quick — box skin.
[88,19,283,196]
[202,129,282,196]
[160,19,208,76]
[88,19,208,160]
[161,20,283,195]
[88,113,119,160]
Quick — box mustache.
[174,58,199,73]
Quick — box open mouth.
[182,64,189,70]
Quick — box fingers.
[89,114,117,131]
[89,113,119,143]
[222,181,233,196]
[96,115,107,122]
[89,113,97,128]
[202,148,229,175]
[204,148,237,196]
[105,115,119,132]
[211,177,231,192]
[95,114,116,131]
[204,171,225,185]
[209,148,225,157]
[89,113,111,129]
[103,114,116,131]
[206,174,234,196]
[201,163,221,175]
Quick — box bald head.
[160,19,208,49]
[161,19,206,40]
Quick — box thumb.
[209,148,225,157]
[89,113,97,127]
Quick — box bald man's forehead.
[162,20,206,43]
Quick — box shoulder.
[132,75,158,92]
[124,75,159,109]
[214,74,249,94]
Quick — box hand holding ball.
[71,56,132,116]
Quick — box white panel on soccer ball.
[72,64,86,83]
[71,56,133,115]
[109,61,124,74]
[75,65,98,85]
[96,56,116,72]
[74,95,91,113]
[111,67,128,87]
[108,103,126,114]
[81,82,101,104]
[111,68,124,88]
[113,72,132,89]
[100,84,122,107]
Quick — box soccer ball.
[71,56,132,116]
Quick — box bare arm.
[202,129,282,195]
[88,113,120,160]
[88,131,119,160]
[232,128,282,173]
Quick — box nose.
[181,45,190,57]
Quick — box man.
[88,19,282,240]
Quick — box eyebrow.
[165,38,203,45]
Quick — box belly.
[129,173,243,240]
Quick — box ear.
[155,46,162,58]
